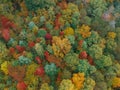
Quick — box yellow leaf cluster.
[64,27,74,36]
[1,61,8,75]
[112,77,120,88]
[59,79,75,90]
[72,73,85,89]
[79,24,91,38]
[52,36,71,58]
[40,83,53,90]
[107,32,116,39]
[25,62,38,84]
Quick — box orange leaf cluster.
[8,65,26,82]
[47,55,65,68]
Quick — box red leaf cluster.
[87,55,95,65]
[44,51,50,60]
[0,15,16,41]
[34,66,45,77]
[2,29,10,41]
[17,81,27,90]
[28,41,35,48]
[35,56,42,64]
[79,51,88,59]
[16,45,25,53]
[9,47,15,54]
